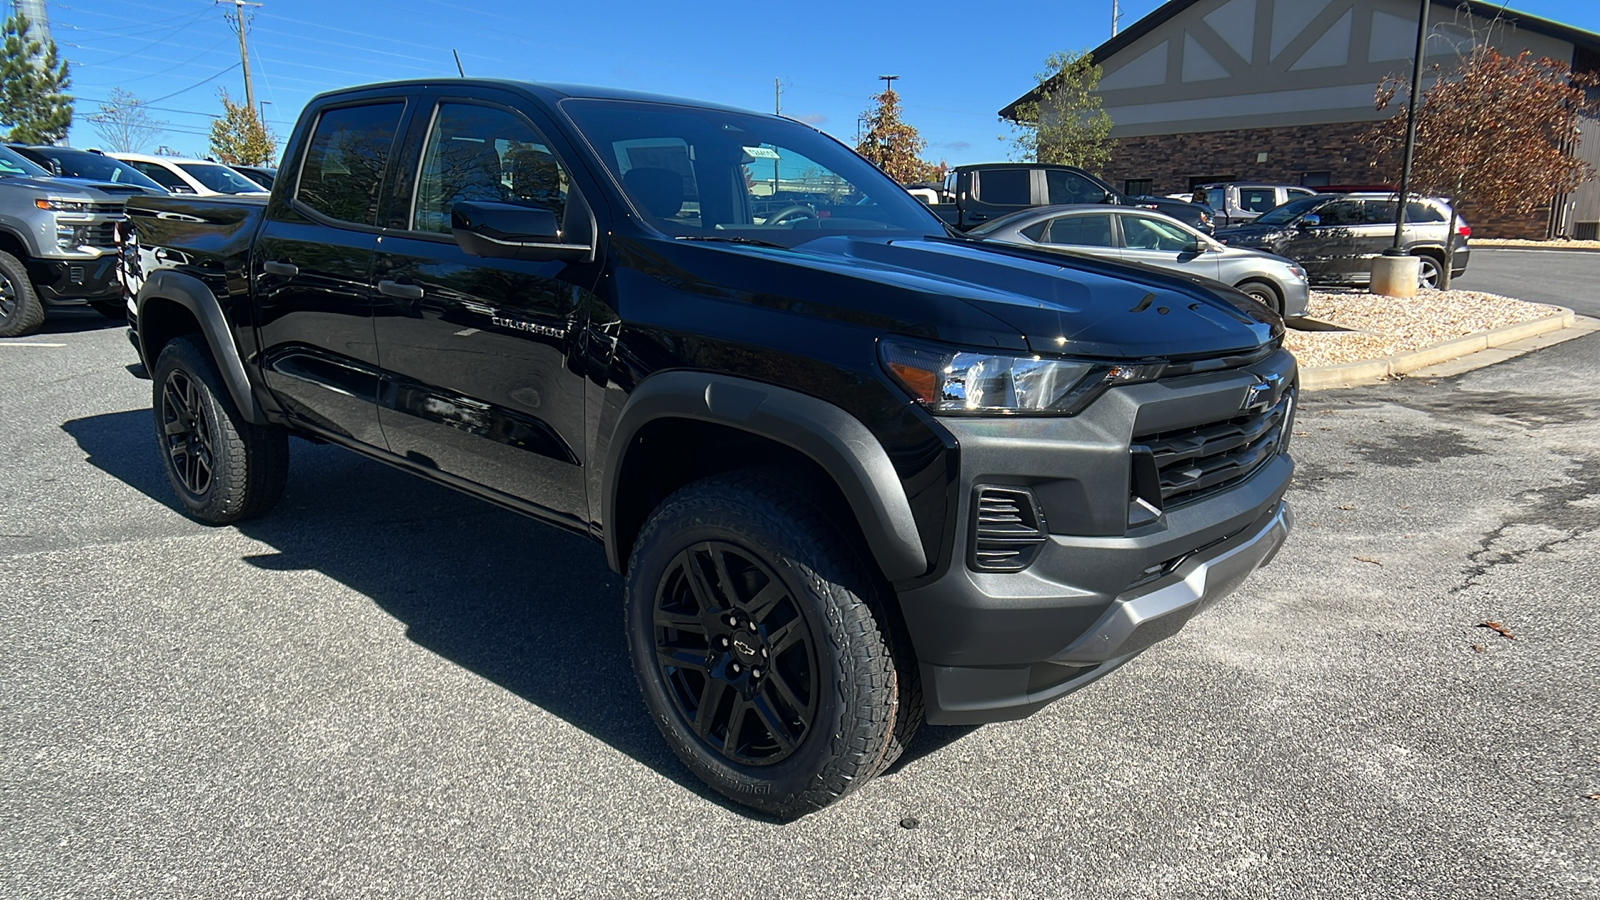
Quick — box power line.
[146,61,241,105]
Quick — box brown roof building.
[1001,0,1600,239]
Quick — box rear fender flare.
[604,372,929,582]
[137,268,266,424]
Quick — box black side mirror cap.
[451,200,591,262]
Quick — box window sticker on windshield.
[742,146,780,159]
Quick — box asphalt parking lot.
[2,295,1596,897]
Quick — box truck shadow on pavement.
[64,409,973,818]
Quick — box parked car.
[1214,193,1469,289]
[123,77,1294,817]
[970,204,1309,317]
[930,163,1214,233]
[1192,183,1318,228]
[110,152,269,197]
[0,145,132,335]
[6,145,169,196]
[228,164,277,190]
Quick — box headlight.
[879,338,1165,416]
[35,197,90,212]
[1284,262,1306,279]
[56,223,92,250]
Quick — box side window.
[1044,214,1114,247]
[1363,200,1397,225]
[1317,200,1363,226]
[976,169,1030,205]
[130,161,187,191]
[1046,169,1105,204]
[1287,187,1316,199]
[413,102,570,234]
[297,102,405,226]
[1121,215,1192,251]
[1406,201,1445,223]
[1238,188,1277,213]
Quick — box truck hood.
[788,235,1280,359]
[0,174,132,201]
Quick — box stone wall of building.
[1104,122,1551,239]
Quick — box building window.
[1300,171,1332,187]
[1123,178,1153,197]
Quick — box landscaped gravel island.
[1284,288,1564,368]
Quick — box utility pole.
[1391,0,1430,250]
[1112,0,1121,36]
[219,0,262,115]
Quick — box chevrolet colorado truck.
[123,79,1295,817]
[1,144,135,336]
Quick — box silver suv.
[0,145,133,336]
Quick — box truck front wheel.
[0,251,46,338]
[625,470,902,817]
[152,335,288,524]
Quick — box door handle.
[262,260,298,277]
[377,279,424,301]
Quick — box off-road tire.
[90,300,126,320]
[152,335,289,524]
[625,469,902,817]
[0,250,46,338]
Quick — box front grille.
[87,202,126,214]
[86,222,119,249]
[1135,388,1293,508]
[970,486,1047,572]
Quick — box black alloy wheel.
[625,470,903,817]
[150,336,289,524]
[0,250,46,338]
[160,366,218,497]
[652,541,818,766]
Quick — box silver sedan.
[969,204,1310,318]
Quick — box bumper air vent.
[969,486,1048,572]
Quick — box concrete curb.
[1300,307,1576,390]
[1475,244,1600,253]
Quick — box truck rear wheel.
[625,469,902,817]
[0,251,46,338]
[152,335,289,524]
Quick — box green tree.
[1368,46,1598,286]
[855,88,937,184]
[1005,50,1113,170]
[0,13,73,144]
[208,89,277,166]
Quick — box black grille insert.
[1135,387,1293,509]
[970,486,1048,572]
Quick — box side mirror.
[1299,214,1321,228]
[1183,240,1206,254]
[451,200,591,261]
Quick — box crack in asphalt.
[1453,454,1600,595]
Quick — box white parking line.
[0,342,67,347]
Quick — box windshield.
[560,98,942,246]
[0,145,51,178]
[1253,195,1324,226]
[35,149,167,191]
[177,162,267,194]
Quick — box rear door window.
[1238,188,1277,213]
[297,102,406,226]
[976,169,1030,205]
[1316,200,1363,226]
[1043,214,1114,246]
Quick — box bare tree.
[87,88,165,152]
[1369,46,1598,284]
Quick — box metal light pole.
[1390,0,1430,251]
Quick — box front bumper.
[898,349,1297,725]
[27,255,121,303]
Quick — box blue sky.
[41,0,1600,167]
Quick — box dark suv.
[123,78,1295,817]
[1215,193,1469,288]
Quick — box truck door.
[369,95,602,525]
[254,97,410,447]
[961,168,1031,226]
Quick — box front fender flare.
[137,268,266,424]
[604,372,929,582]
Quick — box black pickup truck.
[123,78,1295,817]
[929,162,1214,233]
